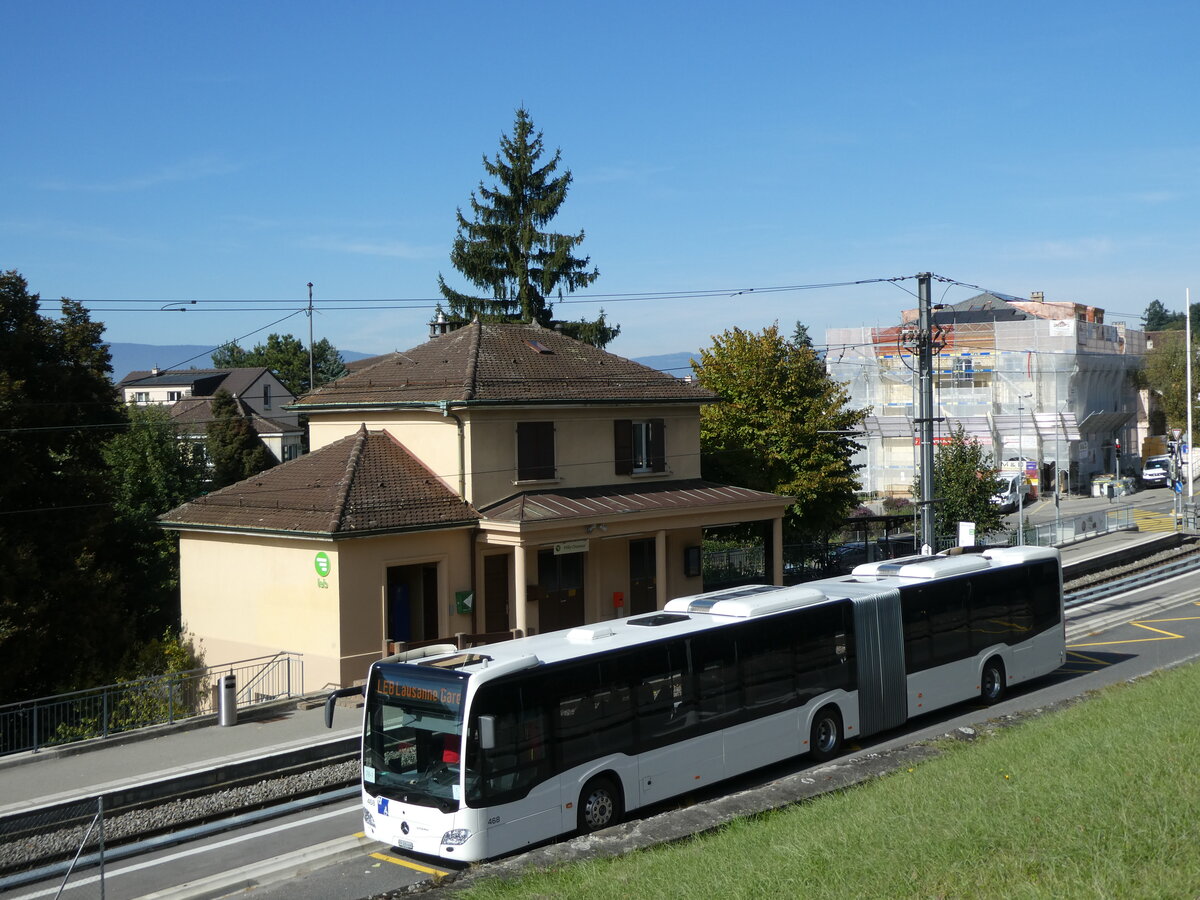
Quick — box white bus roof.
[391,547,1061,681]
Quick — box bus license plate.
[395,840,413,850]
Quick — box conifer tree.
[206,389,275,489]
[438,108,617,347]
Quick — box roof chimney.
[429,310,448,338]
[1030,291,1045,303]
[151,366,160,376]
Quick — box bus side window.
[901,588,932,674]
[691,633,738,725]
[738,619,796,713]
[470,684,549,803]
[633,642,695,749]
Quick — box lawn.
[454,661,1200,899]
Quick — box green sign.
[455,590,474,614]
[314,552,331,577]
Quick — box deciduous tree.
[212,333,346,395]
[922,425,1005,538]
[694,323,866,538]
[0,271,132,697]
[438,107,617,347]
[102,403,205,636]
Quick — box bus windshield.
[364,665,471,813]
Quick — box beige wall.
[464,405,703,509]
[179,526,477,693]
[179,532,345,691]
[305,404,703,510]
[334,529,476,684]
[308,412,464,496]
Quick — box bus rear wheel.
[981,658,1006,705]
[809,706,843,762]
[578,776,622,833]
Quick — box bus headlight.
[441,828,471,845]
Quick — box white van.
[991,473,1029,513]
[1141,455,1171,488]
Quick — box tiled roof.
[168,397,301,436]
[292,322,713,408]
[160,426,479,536]
[480,479,792,524]
[117,367,294,401]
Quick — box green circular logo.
[314,552,331,577]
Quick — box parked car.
[1141,455,1171,488]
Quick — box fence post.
[32,703,39,753]
[98,795,106,900]
[102,689,109,739]
[168,678,175,725]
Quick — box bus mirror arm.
[324,685,366,728]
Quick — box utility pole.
[916,273,937,553]
[1187,287,1194,502]
[307,282,315,394]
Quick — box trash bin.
[218,673,237,726]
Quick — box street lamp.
[160,301,196,312]
[1017,393,1033,546]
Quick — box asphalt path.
[15,569,1200,900]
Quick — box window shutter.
[517,421,555,480]
[614,419,633,475]
[650,419,666,472]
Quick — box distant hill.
[633,351,700,376]
[107,342,697,383]
[106,342,375,381]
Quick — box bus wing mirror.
[479,715,496,750]
[324,685,366,728]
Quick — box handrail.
[0,652,304,756]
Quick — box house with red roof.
[161,323,791,691]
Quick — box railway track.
[0,745,357,887]
[1063,538,1200,600]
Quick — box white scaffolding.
[827,316,1146,498]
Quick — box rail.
[0,652,304,757]
[1064,553,1200,606]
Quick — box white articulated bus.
[326,545,1064,862]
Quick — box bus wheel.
[578,776,622,833]
[981,658,1006,705]
[809,706,843,762]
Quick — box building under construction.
[826,292,1147,499]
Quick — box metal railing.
[0,652,304,757]
[1012,505,1135,548]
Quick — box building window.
[263,384,272,409]
[614,419,665,475]
[516,421,555,481]
[167,391,183,402]
[132,391,150,404]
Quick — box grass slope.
[458,662,1200,899]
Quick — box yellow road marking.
[1066,651,1111,665]
[1068,614,1199,648]
[1129,622,1186,639]
[370,851,449,877]
[1071,636,1180,647]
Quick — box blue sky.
[5,2,1199,364]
